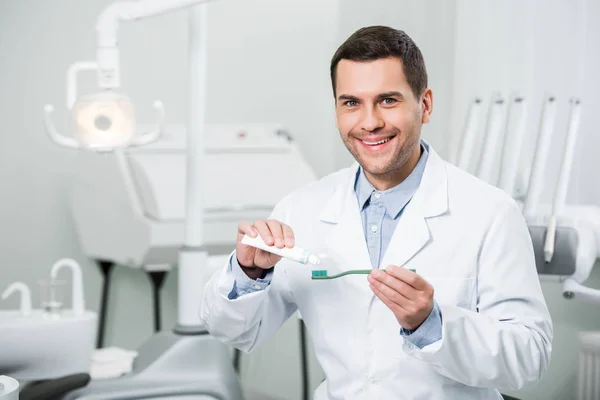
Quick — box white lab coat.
[200,144,553,400]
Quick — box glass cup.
[38,278,66,318]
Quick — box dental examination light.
[456,97,483,172]
[44,0,214,332]
[544,99,582,263]
[522,95,558,218]
[42,0,222,151]
[476,93,506,185]
[497,94,528,198]
[42,1,245,399]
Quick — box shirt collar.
[354,140,429,218]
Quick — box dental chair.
[61,123,317,399]
[69,123,316,348]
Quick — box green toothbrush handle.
[311,268,416,280]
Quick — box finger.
[238,220,258,238]
[384,265,427,290]
[281,224,295,248]
[370,282,408,316]
[369,269,419,301]
[266,219,285,248]
[253,220,274,245]
[368,272,412,306]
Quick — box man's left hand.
[368,265,434,331]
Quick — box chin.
[360,162,395,177]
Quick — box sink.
[0,258,97,381]
[0,309,97,380]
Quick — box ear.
[421,88,433,124]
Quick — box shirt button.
[374,193,381,199]
[371,225,378,233]
[254,284,261,289]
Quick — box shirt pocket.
[424,276,476,310]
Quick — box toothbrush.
[311,268,416,280]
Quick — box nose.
[361,106,384,132]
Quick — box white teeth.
[362,137,392,146]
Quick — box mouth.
[357,135,397,151]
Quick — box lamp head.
[72,90,135,152]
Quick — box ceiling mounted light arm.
[95,0,216,89]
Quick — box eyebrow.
[337,94,360,102]
[337,91,405,102]
[376,91,405,101]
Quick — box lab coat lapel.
[319,164,372,289]
[380,146,449,269]
[317,146,449,288]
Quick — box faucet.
[1,282,32,316]
[50,258,85,316]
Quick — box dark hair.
[330,26,428,99]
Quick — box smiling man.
[201,26,553,400]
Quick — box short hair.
[330,26,428,99]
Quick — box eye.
[344,100,359,107]
[382,98,397,105]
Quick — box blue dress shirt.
[227,141,442,349]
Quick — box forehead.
[335,57,409,96]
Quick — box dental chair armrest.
[20,373,90,400]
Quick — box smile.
[361,137,393,146]
[357,135,397,150]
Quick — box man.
[200,26,553,399]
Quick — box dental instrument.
[476,93,506,185]
[497,94,528,198]
[456,97,483,172]
[1,282,32,317]
[522,95,558,218]
[241,234,321,265]
[544,99,582,263]
[456,89,598,400]
[458,93,599,301]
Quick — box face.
[334,57,433,189]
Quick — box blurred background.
[1,1,599,399]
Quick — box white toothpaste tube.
[241,234,321,266]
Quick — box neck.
[366,144,422,191]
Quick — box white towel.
[90,347,138,380]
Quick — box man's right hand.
[236,219,295,279]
